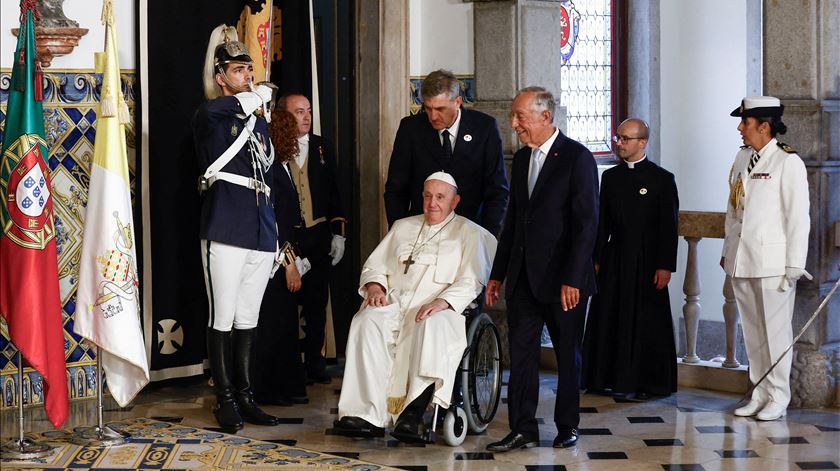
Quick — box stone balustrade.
[677,210,743,369]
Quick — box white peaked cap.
[730,96,784,117]
[743,96,781,108]
[425,171,458,189]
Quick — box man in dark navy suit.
[384,69,509,237]
[485,87,599,452]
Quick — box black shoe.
[237,389,282,425]
[256,395,293,407]
[620,392,651,402]
[213,393,244,432]
[286,395,310,405]
[486,431,538,452]
[333,416,385,438]
[553,428,578,448]
[391,415,428,444]
[306,370,331,385]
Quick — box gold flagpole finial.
[101,0,114,25]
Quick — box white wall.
[409,0,473,76]
[660,0,748,323]
[1,0,135,70]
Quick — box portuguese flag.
[0,1,69,429]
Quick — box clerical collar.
[439,109,462,148]
[626,155,647,169]
[403,212,456,274]
[427,211,456,231]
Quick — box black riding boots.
[232,328,281,426]
[207,328,244,432]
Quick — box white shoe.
[756,401,787,421]
[734,400,764,417]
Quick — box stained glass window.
[559,0,616,156]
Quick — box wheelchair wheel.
[461,313,502,433]
[442,406,467,446]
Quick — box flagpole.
[70,346,125,447]
[0,349,53,460]
[265,2,273,82]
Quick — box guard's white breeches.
[200,239,273,331]
[731,276,796,408]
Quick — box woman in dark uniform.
[255,110,308,405]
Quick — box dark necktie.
[441,130,453,162]
[747,151,760,174]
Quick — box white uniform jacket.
[722,138,809,278]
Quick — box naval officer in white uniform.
[721,96,811,421]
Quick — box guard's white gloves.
[329,235,346,266]
[780,267,813,292]
[254,84,274,103]
[235,92,262,115]
[234,84,274,116]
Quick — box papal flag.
[74,0,149,407]
[0,0,69,429]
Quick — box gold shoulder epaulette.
[777,142,796,154]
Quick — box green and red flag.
[0,0,69,429]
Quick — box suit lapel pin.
[319,145,325,165]
[639,188,648,195]
[463,134,472,142]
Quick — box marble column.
[472,0,567,155]
[763,0,840,407]
[357,0,409,261]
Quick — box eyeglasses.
[612,135,645,143]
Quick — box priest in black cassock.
[582,118,679,400]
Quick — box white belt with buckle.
[208,171,271,198]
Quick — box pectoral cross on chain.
[402,255,416,274]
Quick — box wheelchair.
[425,304,503,446]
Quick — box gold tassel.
[387,396,406,415]
[118,97,131,124]
[100,93,116,117]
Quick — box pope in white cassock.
[334,171,497,443]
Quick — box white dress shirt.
[438,109,462,153]
[295,134,310,168]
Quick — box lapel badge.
[463,134,472,142]
[231,123,239,137]
[318,145,325,165]
[639,188,648,195]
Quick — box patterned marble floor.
[2,368,838,470]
